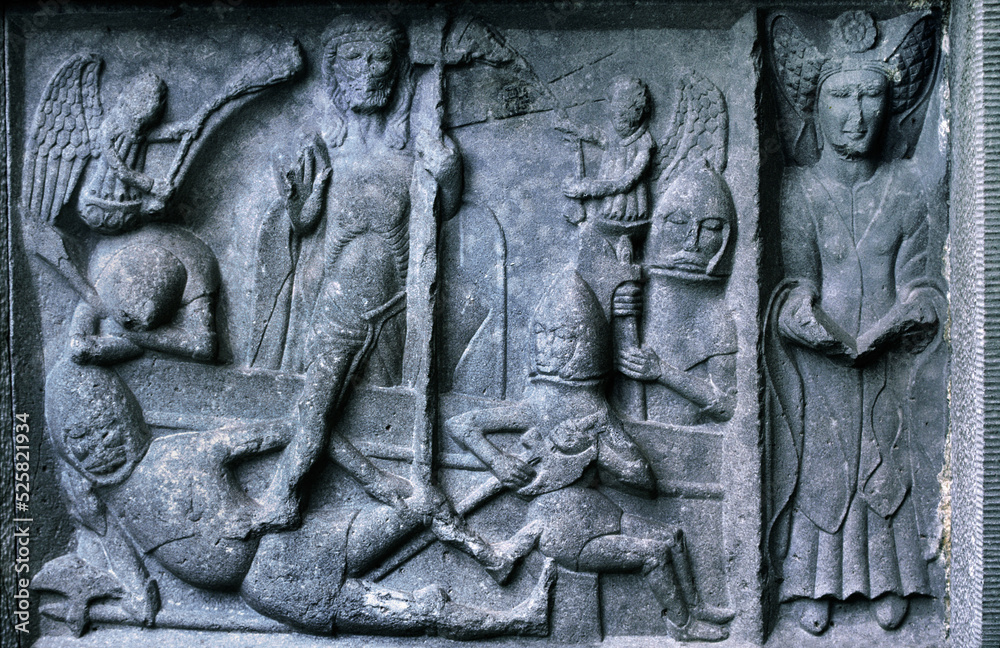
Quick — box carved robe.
[591,126,654,223]
[766,161,941,601]
[641,270,736,425]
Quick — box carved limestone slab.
[3,2,950,647]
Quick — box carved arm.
[597,422,656,497]
[444,404,538,488]
[123,295,217,362]
[616,345,735,422]
[583,143,652,198]
[68,301,143,366]
[214,419,297,465]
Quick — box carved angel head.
[608,75,650,138]
[104,72,167,137]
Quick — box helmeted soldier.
[447,268,733,642]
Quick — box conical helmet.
[530,267,610,381]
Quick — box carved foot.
[691,603,736,625]
[792,597,830,636]
[506,558,558,636]
[666,616,729,643]
[249,492,302,536]
[483,543,521,586]
[871,593,909,630]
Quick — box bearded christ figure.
[247,16,485,554]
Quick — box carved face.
[652,207,726,274]
[64,417,130,477]
[817,69,889,159]
[332,39,397,114]
[647,166,735,278]
[608,78,648,138]
[533,323,579,376]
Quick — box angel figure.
[556,76,655,229]
[611,71,737,426]
[23,45,301,364]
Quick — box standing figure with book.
[765,10,943,636]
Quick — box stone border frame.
[0,0,994,646]
[950,0,999,646]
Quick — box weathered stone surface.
[1,2,961,647]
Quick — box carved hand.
[141,178,172,215]
[277,143,331,235]
[777,290,838,350]
[616,345,662,382]
[69,334,143,366]
[562,176,590,199]
[489,452,535,489]
[416,133,459,183]
[613,281,643,318]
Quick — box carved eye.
[555,327,576,340]
[666,211,687,226]
[339,45,363,61]
[702,218,724,231]
[828,87,853,99]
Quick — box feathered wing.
[767,14,824,165]
[22,54,104,305]
[886,13,939,118]
[655,70,728,190]
[24,53,103,225]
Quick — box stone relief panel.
[5,4,946,648]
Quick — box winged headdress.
[768,9,939,165]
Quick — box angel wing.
[23,53,103,225]
[886,12,938,117]
[655,70,728,189]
